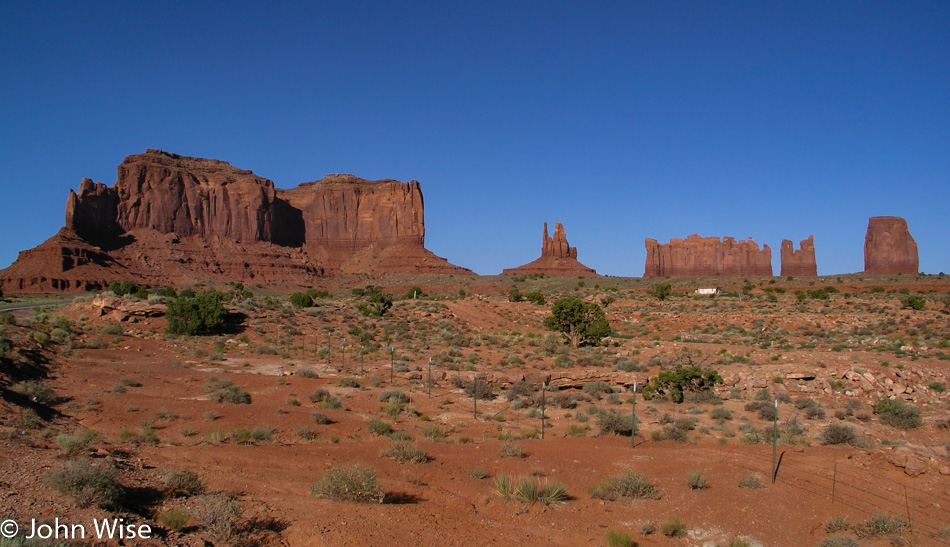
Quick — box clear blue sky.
[2,1,947,277]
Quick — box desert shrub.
[825,516,850,533]
[818,536,859,547]
[820,424,858,446]
[660,516,686,538]
[737,474,764,489]
[356,285,393,317]
[367,417,392,436]
[12,381,59,405]
[590,471,661,501]
[294,368,319,378]
[873,398,922,429]
[604,530,635,547]
[463,379,494,400]
[468,468,489,479]
[614,358,641,372]
[189,493,241,543]
[507,288,524,302]
[506,380,536,400]
[582,381,612,398]
[164,468,206,497]
[383,441,428,463]
[514,477,568,506]
[377,389,410,403]
[309,388,331,403]
[157,506,191,531]
[48,459,124,509]
[166,290,228,335]
[336,377,360,388]
[642,365,722,403]
[289,292,314,308]
[525,291,546,305]
[552,392,585,409]
[309,465,384,503]
[930,381,947,393]
[711,407,732,420]
[206,378,251,404]
[596,411,632,436]
[649,282,672,301]
[498,442,525,458]
[420,425,446,441]
[685,471,708,490]
[55,430,97,456]
[250,426,274,442]
[900,295,926,310]
[853,513,910,539]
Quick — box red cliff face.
[864,216,918,275]
[501,222,598,277]
[644,235,772,277]
[1,150,471,293]
[780,235,817,277]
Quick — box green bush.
[642,365,723,404]
[157,506,191,531]
[738,474,764,489]
[166,290,228,335]
[525,291,546,305]
[12,381,59,405]
[596,411,633,436]
[309,465,384,503]
[543,297,611,347]
[649,282,672,301]
[873,398,922,429]
[367,417,392,436]
[206,378,252,404]
[289,292,314,308]
[685,471,709,490]
[900,295,926,311]
[853,513,910,539]
[355,285,393,317]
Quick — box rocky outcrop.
[864,216,918,275]
[501,222,598,277]
[780,235,817,277]
[644,235,772,277]
[1,150,472,293]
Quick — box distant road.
[0,300,73,312]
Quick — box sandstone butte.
[864,216,919,275]
[644,235,772,277]
[780,235,817,277]
[500,222,599,277]
[0,149,473,293]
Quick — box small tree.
[166,290,228,335]
[525,291,546,305]
[289,292,314,308]
[543,297,611,347]
[649,282,672,301]
[356,285,393,317]
[405,286,425,299]
[642,364,723,403]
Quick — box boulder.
[644,234,772,277]
[864,216,918,275]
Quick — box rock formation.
[501,222,598,277]
[644,235,772,277]
[864,216,918,275]
[780,235,817,277]
[1,149,472,293]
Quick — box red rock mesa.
[644,235,772,277]
[864,216,918,275]
[780,235,817,277]
[502,222,598,277]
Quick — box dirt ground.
[1,273,949,546]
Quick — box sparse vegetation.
[309,465,385,503]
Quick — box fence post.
[541,382,546,439]
[631,382,637,448]
[772,399,778,483]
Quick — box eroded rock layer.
[644,235,772,277]
[780,235,817,277]
[2,150,471,293]
[864,216,918,275]
[501,222,598,277]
